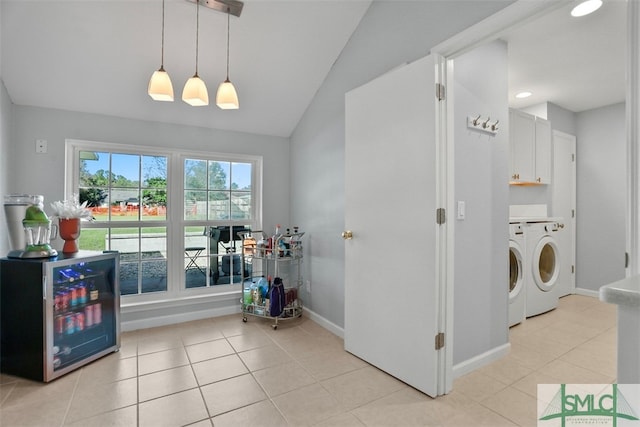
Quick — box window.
[182,158,255,289]
[66,140,262,301]
[77,149,169,296]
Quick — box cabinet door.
[534,117,552,184]
[509,109,535,182]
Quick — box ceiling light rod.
[148,0,174,101]
[182,0,209,106]
[185,0,243,17]
[216,6,239,109]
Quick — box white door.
[344,54,442,397]
[551,131,576,296]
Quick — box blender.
[5,194,58,259]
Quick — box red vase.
[59,218,81,253]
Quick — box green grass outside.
[78,224,202,251]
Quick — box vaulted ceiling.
[1,0,371,138]
[0,0,627,141]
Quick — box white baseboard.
[121,305,241,332]
[303,307,344,339]
[120,297,345,336]
[452,343,510,379]
[573,288,599,298]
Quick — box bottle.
[278,239,287,257]
[273,224,281,257]
[89,279,99,301]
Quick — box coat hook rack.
[467,115,499,135]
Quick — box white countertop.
[600,275,640,307]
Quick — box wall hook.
[467,115,499,135]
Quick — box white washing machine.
[509,222,526,327]
[524,221,561,317]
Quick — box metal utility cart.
[239,230,304,329]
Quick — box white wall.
[575,102,626,291]
[290,0,514,348]
[452,40,509,365]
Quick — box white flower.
[50,194,93,220]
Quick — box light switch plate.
[457,201,466,220]
[35,139,47,154]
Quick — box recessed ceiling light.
[571,0,603,17]
[515,91,532,99]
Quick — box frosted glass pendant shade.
[216,79,239,109]
[571,0,602,17]
[182,75,209,106]
[148,68,174,101]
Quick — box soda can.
[93,303,102,325]
[77,283,87,305]
[64,314,75,335]
[75,312,85,331]
[60,290,70,311]
[54,293,62,313]
[69,286,78,307]
[54,315,64,335]
[85,305,94,327]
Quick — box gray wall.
[7,106,291,236]
[452,40,509,364]
[0,81,11,256]
[575,102,626,291]
[290,0,514,358]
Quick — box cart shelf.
[239,231,304,329]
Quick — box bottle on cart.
[273,224,281,257]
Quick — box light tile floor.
[0,294,617,426]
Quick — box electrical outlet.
[306,280,311,292]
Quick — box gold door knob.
[558,223,565,229]
[342,230,353,240]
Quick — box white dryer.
[508,222,526,327]
[524,221,561,317]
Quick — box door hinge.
[572,209,575,218]
[626,252,630,269]
[436,83,445,101]
[435,332,445,350]
[571,265,575,274]
[572,153,575,162]
[436,208,446,225]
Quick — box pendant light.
[148,0,174,101]
[182,0,209,106]
[571,0,603,17]
[216,6,239,109]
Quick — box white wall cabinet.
[509,109,551,184]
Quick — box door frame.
[434,0,639,279]
[431,0,574,393]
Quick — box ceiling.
[504,0,627,113]
[0,1,628,140]
[1,0,371,138]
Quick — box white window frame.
[65,139,263,307]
